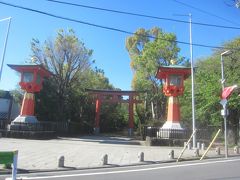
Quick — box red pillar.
[20,92,35,116]
[128,95,134,135]
[95,96,101,133]
[167,96,180,123]
[162,96,183,129]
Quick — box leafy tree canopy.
[181,37,240,130]
[126,27,187,121]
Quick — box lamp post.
[220,50,232,158]
[0,17,11,81]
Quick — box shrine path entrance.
[87,89,145,136]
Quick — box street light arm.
[221,50,232,56]
[0,17,12,81]
[220,50,232,90]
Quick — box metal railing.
[0,112,8,120]
[9,122,57,132]
[0,120,8,129]
[0,121,69,132]
[143,126,217,141]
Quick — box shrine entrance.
[87,89,144,136]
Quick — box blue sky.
[0,0,240,91]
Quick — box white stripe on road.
[19,158,240,179]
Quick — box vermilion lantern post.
[8,64,51,124]
[156,62,191,130]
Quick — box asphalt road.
[2,157,240,180]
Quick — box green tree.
[181,37,240,144]
[126,27,185,122]
[30,29,129,134]
[30,29,93,122]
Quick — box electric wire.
[46,0,240,30]
[173,0,240,26]
[0,1,238,50]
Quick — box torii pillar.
[128,95,134,136]
[94,96,101,134]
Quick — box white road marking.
[17,158,240,179]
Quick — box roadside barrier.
[0,150,18,180]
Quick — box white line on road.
[18,158,240,179]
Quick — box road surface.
[2,157,240,180]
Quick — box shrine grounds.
[0,135,239,174]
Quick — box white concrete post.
[58,156,64,167]
[215,147,221,155]
[194,148,199,157]
[184,142,187,147]
[102,154,108,165]
[168,150,174,159]
[11,151,18,180]
[197,142,201,149]
[201,143,205,150]
[138,152,144,162]
[234,146,239,154]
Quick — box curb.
[2,154,240,175]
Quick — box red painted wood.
[128,95,134,129]
[95,98,101,128]
[167,97,180,123]
[88,90,144,131]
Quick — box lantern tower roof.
[7,64,52,77]
[156,65,191,80]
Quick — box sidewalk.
[0,136,234,172]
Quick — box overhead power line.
[0,1,236,50]
[173,0,240,26]
[46,0,240,30]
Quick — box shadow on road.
[58,135,141,145]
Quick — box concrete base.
[8,115,39,131]
[161,121,184,130]
[94,127,100,135]
[160,121,185,139]
[128,128,133,136]
[11,115,38,124]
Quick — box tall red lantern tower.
[8,64,51,124]
[156,61,191,130]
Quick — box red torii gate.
[87,89,144,136]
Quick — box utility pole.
[189,14,196,149]
[173,13,196,148]
[220,50,232,158]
